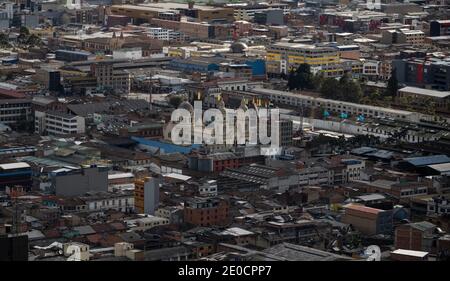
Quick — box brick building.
[184,197,229,227]
[395,221,438,253]
[341,203,393,236]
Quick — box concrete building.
[155,206,184,225]
[91,61,131,94]
[427,195,450,216]
[397,29,425,45]
[134,177,160,215]
[266,42,340,75]
[0,162,32,190]
[50,165,108,197]
[126,215,169,231]
[145,27,184,41]
[0,99,32,127]
[110,3,234,24]
[80,191,135,213]
[199,180,218,197]
[34,111,85,136]
[393,58,450,91]
[55,50,93,62]
[250,88,424,123]
[395,221,438,253]
[430,20,450,37]
[397,86,450,114]
[184,197,229,227]
[34,68,62,92]
[254,9,284,26]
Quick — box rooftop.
[404,154,450,167]
[0,162,31,170]
[343,203,383,215]
[399,86,450,99]
[391,249,428,258]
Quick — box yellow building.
[266,42,340,75]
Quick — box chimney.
[188,1,194,9]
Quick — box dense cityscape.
[0,0,449,263]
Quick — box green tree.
[20,26,30,36]
[311,72,325,91]
[320,77,340,99]
[18,26,30,45]
[339,73,362,103]
[0,33,10,48]
[385,68,399,97]
[287,69,298,90]
[288,63,314,91]
[26,34,42,47]
[297,63,313,90]
[169,96,183,108]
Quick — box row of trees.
[286,63,400,104]
[287,63,362,103]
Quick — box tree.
[287,69,297,90]
[26,34,42,47]
[296,63,313,90]
[287,63,314,91]
[0,33,10,48]
[311,72,325,91]
[339,73,362,103]
[19,26,30,36]
[18,27,30,45]
[385,68,399,97]
[169,96,183,108]
[320,73,362,103]
[320,77,340,99]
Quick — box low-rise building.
[341,203,393,236]
[35,110,85,136]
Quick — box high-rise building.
[134,177,160,215]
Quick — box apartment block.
[35,110,85,136]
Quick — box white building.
[112,48,142,60]
[146,28,184,41]
[65,0,82,10]
[35,111,85,135]
[250,87,425,123]
[427,196,450,216]
[199,180,218,197]
[363,60,380,77]
[81,192,135,213]
[125,215,169,231]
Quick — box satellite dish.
[364,245,381,261]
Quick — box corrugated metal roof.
[405,155,450,167]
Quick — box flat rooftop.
[0,162,31,170]
[271,42,333,50]
[250,87,415,116]
[391,249,428,258]
[112,3,219,13]
[399,86,450,99]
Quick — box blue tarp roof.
[131,137,200,154]
[404,155,450,167]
